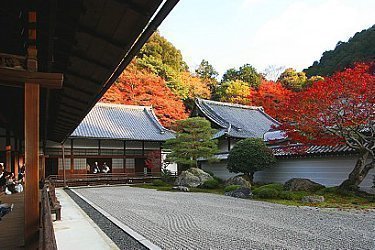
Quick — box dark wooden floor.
[0,192,25,249]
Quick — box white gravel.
[75,186,375,250]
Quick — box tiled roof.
[71,103,175,141]
[195,98,279,139]
[271,144,357,157]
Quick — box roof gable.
[195,98,279,139]
[71,103,175,141]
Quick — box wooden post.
[5,145,12,172]
[62,143,66,187]
[24,82,40,248]
[70,139,74,174]
[123,140,126,173]
[14,151,19,179]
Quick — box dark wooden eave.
[0,0,180,142]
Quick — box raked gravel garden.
[74,186,375,250]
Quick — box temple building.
[45,102,175,176]
[193,98,374,190]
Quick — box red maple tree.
[102,63,188,128]
[249,80,292,120]
[278,62,375,188]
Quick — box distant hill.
[304,25,375,77]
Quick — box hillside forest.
[101,25,375,129]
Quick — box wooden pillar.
[24,82,40,248]
[98,139,101,155]
[62,143,66,187]
[40,155,45,180]
[70,139,74,173]
[14,152,19,179]
[5,145,12,172]
[123,141,126,173]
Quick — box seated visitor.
[93,162,100,174]
[0,203,14,220]
[102,162,110,173]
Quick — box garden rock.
[284,178,325,192]
[174,168,213,188]
[225,187,252,199]
[301,195,325,203]
[172,186,190,192]
[225,175,252,189]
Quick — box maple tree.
[101,62,188,128]
[249,80,292,120]
[279,62,375,189]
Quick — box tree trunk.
[244,172,255,184]
[339,151,374,190]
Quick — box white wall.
[201,155,375,189]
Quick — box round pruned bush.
[152,179,167,187]
[200,179,220,189]
[255,188,279,199]
[224,185,242,192]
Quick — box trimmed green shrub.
[224,185,242,192]
[255,188,279,199]
[152,179,167,186]
[260,183,284,192]
[279,191,308,200]
[253,183,284,199]
[200,179,220,189]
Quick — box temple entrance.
[45,158,58,177]
[135,158,149,175]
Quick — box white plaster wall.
[201,155,375,189]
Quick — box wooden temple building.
[45,102,175,176]
[0,0,179,248]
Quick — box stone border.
[68,187,161,250]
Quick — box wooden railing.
[47,172,177,187]
[39,186,58,250]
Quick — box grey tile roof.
[271,144,357,157]
[71,103,175,141]
[195,98,280,139]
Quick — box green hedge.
[224,185,242,192]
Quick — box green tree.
[304,25,375,77]
[278,68,307,91]
[195,59,219,96]
[137,31,188,74]
[227,138,276,183]
[220,80,250,104]
[165,117,219,168]
[222,64,261,88]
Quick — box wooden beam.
[24,82,40,247]
[0,68,63,89]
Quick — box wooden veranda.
[0,0,179,248]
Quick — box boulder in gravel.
[225,187,252,199]
[225,175,252,189]
[301,195,325,203]
[284,178,324,192]
[172,186,190,192]
[174,168,213,188]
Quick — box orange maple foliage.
[249,80,292,120]
[101,63,188,128]
[279,62,375,146]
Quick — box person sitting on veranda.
[102,162,110,173]
[93,162,100,174]
[0,203,14,220]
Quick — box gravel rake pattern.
[75,186,375,250]
[65,188,147,250]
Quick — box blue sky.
[159,0,375,77]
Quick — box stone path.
[75,186,375,250]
